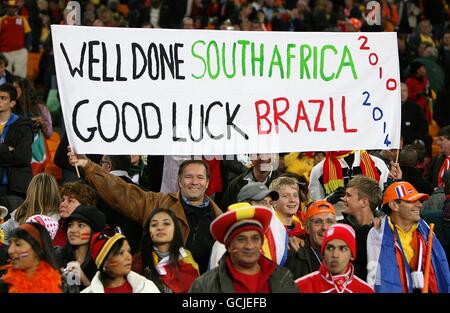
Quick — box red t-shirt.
[104,280,133,293]
[229,266,261,293]
[226,255,275,293]
[0,15,31,52]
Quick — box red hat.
[383,181,430,205]
[211,203,272,247]
[302,200,336,221]
[90,229,126,269]
[321,224,356,259]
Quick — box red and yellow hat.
[211,202,272,247]
[90,229,126,269]
[383,181,430,205]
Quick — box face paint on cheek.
[80,232,91,241]
[19,252,29,259]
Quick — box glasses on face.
[310,218,336,227]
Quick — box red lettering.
[294,100,312,132]
[341,96,357,133]
[255,100,272,135]
[309,99,326,132]
[273,97,293,133]
[358,35,370,50]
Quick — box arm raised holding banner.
[67,146,164,225]
[67,147,223,273]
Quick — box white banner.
[51,25,401,155]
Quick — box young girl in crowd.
[82,228,159,293]
[0,223,62,293]
[55,205,106,292]
[136,208,199,293]
[0,173,60,244]
[53,181,96,247]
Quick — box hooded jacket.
[0,113,33,195]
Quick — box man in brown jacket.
[67,149,222,273]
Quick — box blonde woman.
[0,173,61,244]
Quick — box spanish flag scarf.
[323,150,380,195]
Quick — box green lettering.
[320,45,337,81]
[269,45,284,78]
[286,43,296,79]
[251,42,264,77]
[207,41,220,80]
[191,40,206,79]
[313,46,318,79]
[300,45,311,79]
[222,42,236,78]
[237,40,250,76]
[336,45,358,80]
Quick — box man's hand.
[372,217,382,229]
[67,146,88,168]
[389,162,402,180]
[288,236,305,252]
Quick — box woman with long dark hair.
[0,222,62,293]
[137,208,199,293]
[55,205,106,292]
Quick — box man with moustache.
[189,204,298,293]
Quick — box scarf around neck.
[1,261,62,293]
[323,150,380,195]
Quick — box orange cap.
[302,200,336,221]
[383,181,430,205]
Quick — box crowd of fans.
[0,0,449,293]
